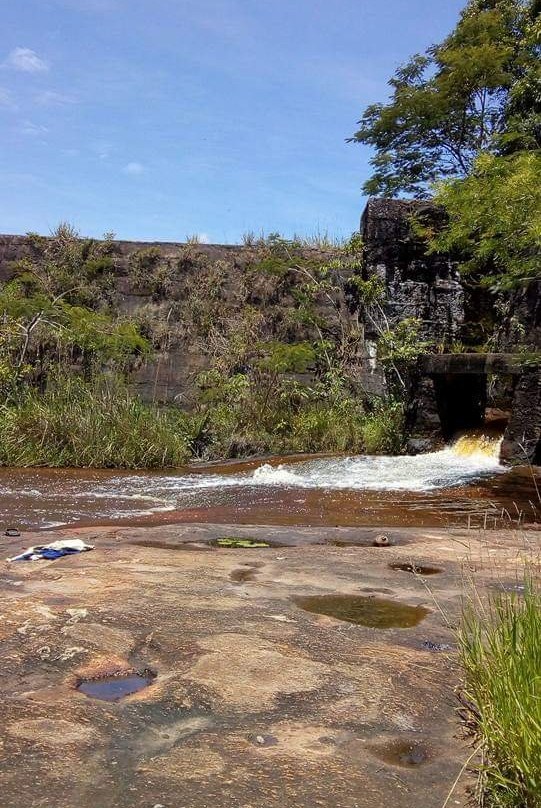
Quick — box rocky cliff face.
[358,198,466,449]
[0,234,346,404]
[497,280,541,352]
[361,198,464,341]
[359,199,541,463]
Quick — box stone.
[373,535,391,547]
[501,368,541,465]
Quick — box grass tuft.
[459,578,541,807]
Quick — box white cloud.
[197,232,210,244]
[0,87,15,108]
[6,48,49,73]
[92,140,114,160]
[36,90,77,106]
[123,161,145,175]
[20,120,49,136]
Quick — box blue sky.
[2,0,465,243]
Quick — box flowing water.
[0,431,539,530]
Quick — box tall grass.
[0,375,190,468]
[459,579,541,807]
[196,396,405,459]
[0,372,406,467]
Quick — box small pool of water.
[77,673,154,701]
[292,594,430,628]
[389,562,443,576]
[370,740,430,767]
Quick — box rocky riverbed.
[0,522,534,807]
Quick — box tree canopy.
[421,150,541,290]
[350,0,540,198]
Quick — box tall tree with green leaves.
[350,0,540,197]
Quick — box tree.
[0,279,149,376]
[350,0,540,197]
[425,150,541,290]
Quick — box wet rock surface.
[0,521,529,807]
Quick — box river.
[0,431,539,531]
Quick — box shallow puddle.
[292,595,430,628]
[77,673,154,701]
[211,537,271,549]
[389,562,443,576]
[131,540,213,551]
[369,739,430,767]
[230,567,257,583]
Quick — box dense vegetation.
[0,226,407,467]
[460,581,541,807]
[0,374,190,468]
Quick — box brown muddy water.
[0,435,539,531]
[292,594,430,628]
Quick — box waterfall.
[450,430,503,461]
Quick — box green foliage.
[378,317,430,364]
[359,400,405,455]
[192,360,404,459]
[350,0,540,197]
[0,223,150,380]
[0,374,190,468]
[251,255,291,277]
[0,280,149,373]
[351,274,385,306]
[427,151,541,290]
[0,224,407,467]
[173,232,406,460]
[459,578,541,807]
[287,398,368,454]
[22,222,117,307]
[256,341,316,374]
[58,305,150,360]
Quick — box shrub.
[360,400,405,454]
[129,247,175,298]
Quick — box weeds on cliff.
[0,374,190,468]
[459,578,541,807]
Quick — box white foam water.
[120,434,504,496]
[0,434,506,529]
[167,436,503,495]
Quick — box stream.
[0,432,539,530]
